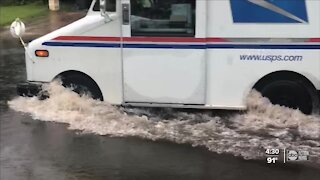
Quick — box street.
[1,12,320,180]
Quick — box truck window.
[131,0,196,37]
[93,0,116,12]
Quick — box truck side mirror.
[99,0,112,22]
[10,18,25,38]
[10,18,34,63]
[100,0,107,17]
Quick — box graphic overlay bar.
[265,148,310,164]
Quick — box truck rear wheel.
[60,74,103,101]
[255,79,318,115]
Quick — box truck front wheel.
[60,74,103,101]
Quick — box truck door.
[121,0,206,104]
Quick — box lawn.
[0,2,48,26]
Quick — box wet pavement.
[1,12,320,180]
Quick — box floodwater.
[1,12,320,180]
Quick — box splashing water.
[8,81,320,164]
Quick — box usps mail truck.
[11,0,320,114]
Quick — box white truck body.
[23,0,320,110]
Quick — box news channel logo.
[286,150,309,161]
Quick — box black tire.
[256,79,319,115]
[60,74,103,101]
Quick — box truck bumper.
[17,82,43,97]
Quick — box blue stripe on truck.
[206,44,320,49]
[43,42,320,49]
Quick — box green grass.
[0,2,48,26]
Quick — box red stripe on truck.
[53,36,121,42]
[307,38,320,42]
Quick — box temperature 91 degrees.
[267,157,278,164]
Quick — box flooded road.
[1,12,320,180]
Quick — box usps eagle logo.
[230,0,308,23]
